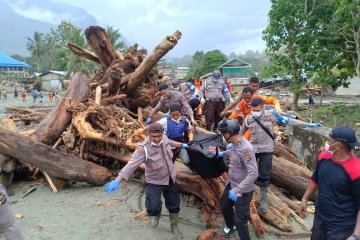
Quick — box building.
[156,66,174,78]
[219,58,252,86]
[39,70,66,91]
[175,67,190,80]
[0,52,30,77]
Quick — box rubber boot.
[260,185,268,213]
[206,124,212,131]
[169,213,183,238]
[151,214,160,228]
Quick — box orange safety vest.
[194,79,202,90]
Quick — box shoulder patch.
[244,150,251,161]
[134,147,144,158]
[0,193,6,205]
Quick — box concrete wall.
[287,125,360,171]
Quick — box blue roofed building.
[0,52,30,78]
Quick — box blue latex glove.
[165,111,170,117]
[217,151,224,158]
[182,143,189,149]
[146,117,152,125]
[271,109,289,125]
[104,179,121,193]
[228,189,238,202]
[190,94,198,100]
[226,143,233,151]
[307,123,323,128]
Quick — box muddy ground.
[3,179,313,240]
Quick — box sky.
[5,0,272,57]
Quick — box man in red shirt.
[224,77,232,94]
[300,125,360,240]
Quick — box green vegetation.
[262,0,359,109]
[299,104,360,130]
[24,21,127,78]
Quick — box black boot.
[206,124,212,131]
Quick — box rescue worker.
[300,125,360,240]
[105,123,189,238]
[194,75,202,90]
[0,184,24,240]
[171,79,200,119]
[220,76,261,118]
[241,98,322,213]
[229,87,283,125]
[199,70,231,131]
[134,104,193,165]
[146,83,196,126]
[209,119,258,239]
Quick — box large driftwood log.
[85,26,117,68]
[271,156,312,197]
[0,128,111,185]
[68,42,100,64]
[121,31,182,95]
[274,140,302,166]
[31,72,90,144]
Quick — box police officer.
[135,104,193,165]
[105,123,189,238]
[242,98,322,213]
[171,79,200,119]
[210,119,258,239]
[199,70,231,131]
[147,83,196,126]
[0,184,23,240]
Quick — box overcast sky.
[5,0,271,57]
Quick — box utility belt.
[206,98,222,102]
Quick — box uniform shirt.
[118,135,177,185]
[242,110,308,153]
[224,138,258,195]
[153,91,193,117]
[311,151,360,229]
[0,184,16,229]
[199,78,231,101]
[230,96,282,121]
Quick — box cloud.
[3,0,97,28]
[6,0,271,57]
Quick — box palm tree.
[27,32,45,72]
[106,26,127,52]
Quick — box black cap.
[158,83,169,91]
[149,123,164,133]
[329,125,360,150]
[169,104,181,113]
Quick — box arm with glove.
[270,109,322,128]
[104,146,146,193]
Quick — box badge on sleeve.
[134,148,144,158]
[244,151,251,161]
[0,193,6,205]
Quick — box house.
[219,58,252,86]
[175,67,190,80]
[156,66,174,78]
[39,71,66,91]
[0,52,30,77]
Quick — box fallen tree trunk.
[273,140,303,166]
[271,156,312,197]
[31,72,90,144]
[68,42,101,64]
[121,31,182,95]
[0,128,111,185]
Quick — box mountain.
[0,0,55,56]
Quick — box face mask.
[251,111,263,118]
[151,140,163,147]
[212,77,220,83]
[324,142,339,155]
[173,87,180,91]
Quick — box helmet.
[212,70,221,80]
[218,119,240,136]
[158,83,169,91]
